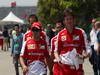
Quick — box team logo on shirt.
[27,44,35,49]
[40,44,45,49]
[73,35,79,40]
[61,36,66,41]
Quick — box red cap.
[31,22,42,29]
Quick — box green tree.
[37,0,77,26]
[37,0,100,29]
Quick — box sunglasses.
[31,27,41,32]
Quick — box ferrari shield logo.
[61,36,66,41]
[27,44,35,49]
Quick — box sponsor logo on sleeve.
[27,44,35,49]
[73,35,79,40]
[40,44,45,49]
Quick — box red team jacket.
[53,27,91,75]
[20,38,49,65]
[55,28,88,54]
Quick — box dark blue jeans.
[89,45,100,75]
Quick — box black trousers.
[13,54,20,75]
[89,45,100,75]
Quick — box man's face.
[14,26,19,32]
[94,21,100,30]
[63,15,74,27]
[29,17,37,24]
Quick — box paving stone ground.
[0,50,93,75]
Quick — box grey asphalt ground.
[0,50,93,75]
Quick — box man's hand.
[76,51,89,60]
[22,65,28,73]
[76,53,84,59]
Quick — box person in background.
[11,27,16,53]
[11,24,23,75]
[0,28,3,50]
[50,20,64,60]
[19,26,24,34]
[90,21,100,75]
[54,8,91,75]
[20,22,52,75]
[89,19,98,75]
[50,20,64,75]
[23,14,49,47]
[46,24,55,45]
[89,18,97,51]
[2,27,9,51]
[95,21,100,75]
[96,21,100,75]
[23,14,38,42]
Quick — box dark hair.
[56,19,62,23]
[63,8,75,19]
[4,26,7,30]
[95,21,100,28]
[64,8,72,14]
[56,19,64,27]
[28,14,38,22]
[14,24,19,27]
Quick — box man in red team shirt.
[20,23,52,75]
[54,8,91,75]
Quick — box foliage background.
[37,0,100,34]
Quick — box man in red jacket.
[54,8,91,75]
[20,22,52,75]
